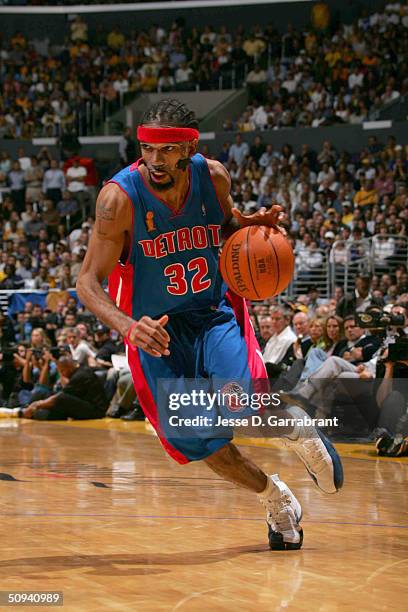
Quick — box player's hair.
[141,98,198,129]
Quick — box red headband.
[137,126,199,143]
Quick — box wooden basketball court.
[1,418,407,611]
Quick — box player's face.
[140,142,189,191]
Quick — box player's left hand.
[232,205,286,234]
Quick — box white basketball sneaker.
[259,474,303,550]
[282,404,344,494]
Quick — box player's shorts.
[125,291,267,463]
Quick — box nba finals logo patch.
[201,203,206,216]
[145,211,156,232]
[220,382,246,413]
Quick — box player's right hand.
[126,315,170,358]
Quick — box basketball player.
[77,99,343,550]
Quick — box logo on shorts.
[220,382,246,413]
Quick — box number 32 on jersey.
[164,257,211,295]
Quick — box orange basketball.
[219,226,295,300]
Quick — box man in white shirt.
[18,147,32,172]
[175,62,193,87]
[66,157,89,214]
[66,158,87,194]
[66,327,96,367]
[43,159,66,204]
[263,307,296,365]
[228,134,249,165]
[113,76,129,95]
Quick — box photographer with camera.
[0,344,27,406]
[11,355,109,421]
[17,345,58,407]
[374,304,408,455]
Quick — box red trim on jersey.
[106,179,134,266]
[226,289,268,382]
[137,126,199,143]
[125,341,190,464]
[135,158,192,217]
[108,262,134,317]
[203,157,230,220]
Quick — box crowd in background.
[2,3,408,138]
[0,146,93,291]
[0,0,407,440]
[0,130,407,439]
[1,134,407,295]
[216,132,408,300]
[231,2,408,130]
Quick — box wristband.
[125,321,138,343]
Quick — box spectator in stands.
[42,199,60,233]
[257,315,273,350]
[336,275,383,318]
[323,315,345,356]
[32,265,56,290]
[335,315,381,365]
[18,346,57,408]
[280,310,312,371]
[107,367,139,420]
[107,26,125,50]
[308,317,326,350]
[8,161,25,213]
[0,264,24,289]
[118,127,137,168]
[13,356,109,420]
[0,311,16,345]
[70,16,88,43]
[30,328,51,351]
[42,160,66,205]
[25,157,43,203]
[246,64,267,103]
[263,307,296,367]
[229,134,249,165]
[92,324,118,369]
[57,191,80,222]
[66,327,95,366]
[66,157,87,206]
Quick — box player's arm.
[76,183,170,358]
[208,159,284,238]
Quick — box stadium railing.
[330,239,372,296]
[0,235,405,312]
[372,234,408,276]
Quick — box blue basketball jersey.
[109,154,228,320]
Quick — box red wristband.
[125,321,138,343]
